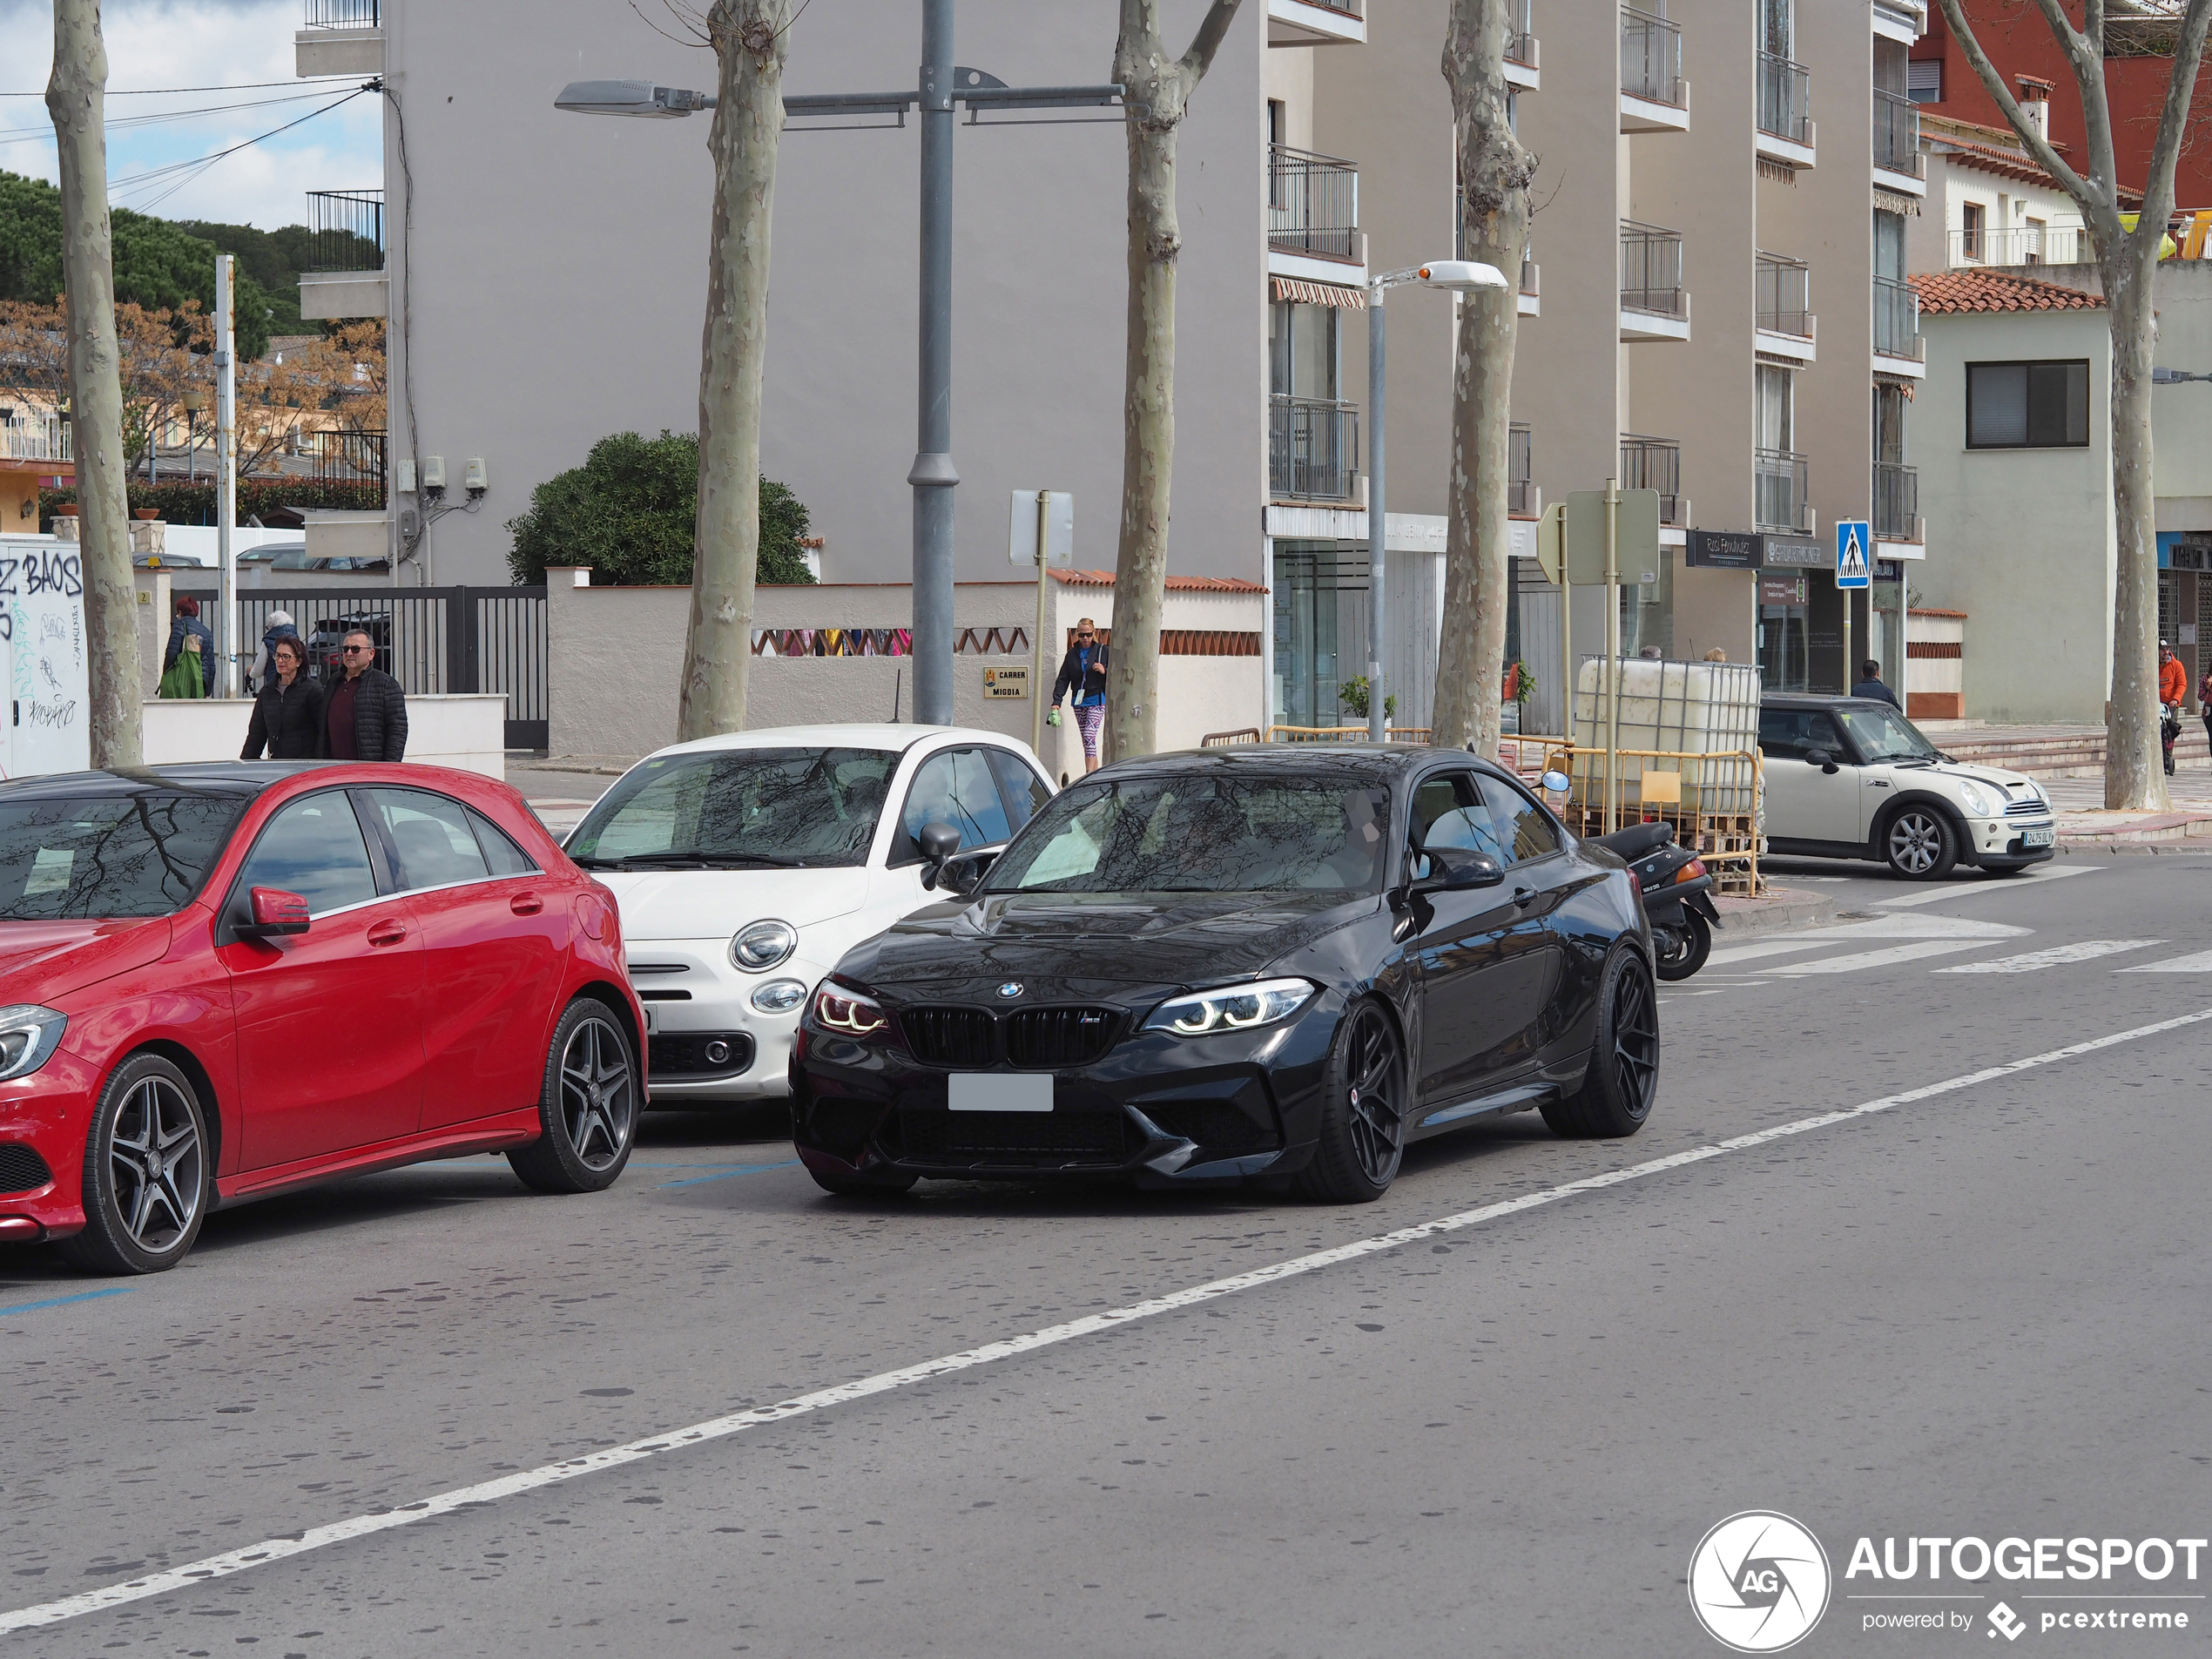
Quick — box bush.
[504,429,815,587]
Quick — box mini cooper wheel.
[1883,805,1958,881]
[58,1053,209,1276]
[508,1000,639,1195]
[1542,948,1659,1140]
[1295,998,1406,1204]
[1652,910,1712,981]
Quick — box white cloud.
[0,0,382,228]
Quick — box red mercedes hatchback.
[0,763,644,1274]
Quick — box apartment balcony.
[1267,0,1365,46]
[1755,52,1816,169]
[1873,1,1927,45]
[1872,88,1927,194]
[1755,448,1813,535]
[1755,253,1817,361]
[1949,221,2094,267]
[1620,220,1690,341]
[299,188,388,320]
[297,0,381,78]
[1872,273,1925,378]
[1270,395,1361,503]
[1268,145,1365,285]
[1874,461,1923,545]
[1519,253,1541,318]
[1509,422,1540,517]
[0,419,71,465]
[1621,7,1689,132]
[1504,0,1541,91]
[1621,435,1689,529]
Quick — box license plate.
[948,1073,1052,1113]
[2022,826,2054,847]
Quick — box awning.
[1271,276,1367,309]
[1873,185,1923,217]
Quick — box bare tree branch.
[1931,0,2107,227]
[2136,0,2212,244]
[1178,0,1245,84]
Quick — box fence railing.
[305,188,384,273]
[1506,0,1537,66]
[0,419,71,463]
[1873,88,1922,176]
[1622,6,1686,106]
[1873,273,1923,360]
[1874,461,1919,541]
[1755,448,1811,534]
[303,0,379,27]
[1949,222,2094,266]
[1756,253,1811,336]
[1621,435,1686,527]
[1757,52,1812,143]
[1270,395,1360,502]
[1621,220,1686,316]
[307,428,386,490]
[1509,421,1535,516]
[1269,145,1359,260]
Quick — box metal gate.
[173,583,549,751]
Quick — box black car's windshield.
[1834,705,1940,765]
[0,793,246,921]
[985,773,1392,894]
[567,747,897,868]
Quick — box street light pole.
[910,0,957,727]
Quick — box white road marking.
[2115,948,2212,974]
[1768,939,1993,974]
[1707,913,2029,970]
[10,1004,2212,1635]
[1872,865,2095,907]
[1935,939,2165,974]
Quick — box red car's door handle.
[509,894,544,916]
[367,919,408,947]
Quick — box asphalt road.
[3,854,2209,1656]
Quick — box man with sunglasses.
[1051,617,1109,774]
[326,629,409,763]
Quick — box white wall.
[146,694,509,779]
[2153,260,2212,529]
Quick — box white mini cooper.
[1758,695,2056,880]
[565,725,1054,1104]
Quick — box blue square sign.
[1836,520,1871,590]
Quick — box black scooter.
[1588,819,1722,981]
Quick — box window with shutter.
[1907,57,1941,102]
[1966,360,2090,448]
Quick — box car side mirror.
[1539,769,1572,796]
[1414,847,1507,894]
[235,886,310,939]
[1804,748,1840,775]
[918,821,963,889]
[935,847,999,898]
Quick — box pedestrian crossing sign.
[1836,520,1871,590]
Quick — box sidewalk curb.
[2054,837,2212,857]
[1712,886,1837,939]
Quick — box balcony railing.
[308,428,386,490]
[1757,52,1812,144]
[1622,7,1686,106]
[1270,395,1360,502]
[1621,435,1686,527]
[1948,221,2095,266]
[1874,461,1919,541]
[1755,448,1811,533]
[1873,273,1922,360]
[304,0,379,25]
[1509,421,1535,516]
[1506,0,1537,67]
[1873,88,1923,176]
[0,419,71,464]
[1756,253,1812,336]
[1269,145,1360,262]
[1621,220,1686,316]
[305,188,384,273]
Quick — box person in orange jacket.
[2159,640,2188,775]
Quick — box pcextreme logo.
[1689,1511,1833,1653]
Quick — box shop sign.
[1686,530,1763,570]
[1760,573,1809,607]
[1763,536,1828,570]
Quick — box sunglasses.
[342,644,374,655]
[1076,631,1096,640]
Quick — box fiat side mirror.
[918,821,963,889]
[235,886,310,939]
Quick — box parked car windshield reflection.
[1834,705,1940,764]
[985,774,1392,894]
[567,747,898,869]
[0,794,245,920]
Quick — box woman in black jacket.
[240,637,327,760]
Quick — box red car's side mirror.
[237,887,311,939]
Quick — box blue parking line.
[0,1286,136,1319]
[656,1159,801,1189]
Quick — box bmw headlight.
[751,978,808,1015]
[1143,977,1317,1037]
[1957,781,1993,818]
[731,919,798,972]
[0,1006,67,1082]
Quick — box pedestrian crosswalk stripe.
[1934,939,2164,974]
[1768,938,1990,974]
[2115,948,2212,974]
[1872,865,2096,908]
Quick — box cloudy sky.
[0,0,383,229]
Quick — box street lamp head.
[554,79,713,118]
[1417,260,1511,292]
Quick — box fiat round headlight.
[1143,977,1317,1037]
[751,978,808,1015]
[0,1006,66,1081]
[1957,781,1993,818]
[731,920,798,972]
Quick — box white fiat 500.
[565,725,1054,1104]
[1759,695,2056,880]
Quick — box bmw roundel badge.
[996,982,1023,999]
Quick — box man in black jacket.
[327,629,408,762]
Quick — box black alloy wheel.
[1653,909,1713,981]
[1296,998,1406,1204]
[1543,948,1659,1139]
[509,1000,639,1194]
[1884,805,1958,881]
[58,1053,209,1275]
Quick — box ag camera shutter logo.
[1688,1511,1831,1652]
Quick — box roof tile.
[1909,269,2107,314]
